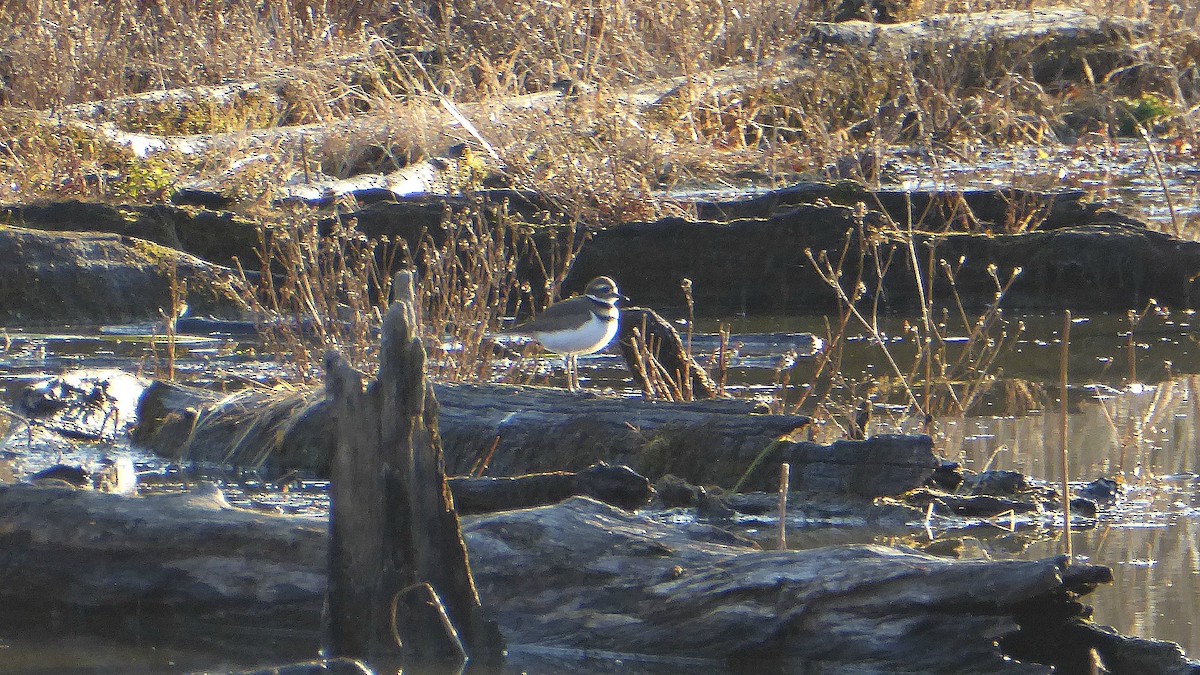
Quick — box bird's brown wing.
[511,296,591,334]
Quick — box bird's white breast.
[534,311,619,356]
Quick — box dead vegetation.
[0,0,1196,222]
[2,0,1199,416]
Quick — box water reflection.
[872,374,1200,656]
[1024,485,1200,660]
[924,375,1199,481]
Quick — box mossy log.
[131,375,950,496]
[0,485,1192,673]
[0,200,264,268]
[132,380,816,489]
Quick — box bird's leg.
[570,354,579,392]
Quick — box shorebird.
[513,276,624,391]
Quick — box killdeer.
[513,276,624,391]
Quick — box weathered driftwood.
[131,373,938,497]
[0,485,1193,674]
[322,280,502,665]
[811,7,1143,63]
[132,380,814,489]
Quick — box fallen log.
[0,485,1192,674]
[132,375,944,496]
[694,183,1141,232]
[132,378,932,497]
[736,434,939,494]
[132,380,815,489]
[567,212,1200,313]
[5,190,1184,322]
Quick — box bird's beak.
[619,294,631,304]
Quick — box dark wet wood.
[323,284,502,665]
[231,658,372,675]
[2,486,1192,673]
[2,190,1189,324]
[693,184,1134,232]
[736,434,939,494]
[448,464,653,515]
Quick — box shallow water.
[2,308,1200,670]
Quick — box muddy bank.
[569,212,1192,314]
[4,186,1188,323]
[0,225,246,323]
[1,485,1191,673]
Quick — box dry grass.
[1,0,1197,222]
[0,1,377,111]
[783,209,1025,433]
[383,0,801,96]
[234,200,577,384]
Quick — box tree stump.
[323,279,503,666]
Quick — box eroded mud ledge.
[1,186,1191,323]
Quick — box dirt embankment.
[0,185,1187,323]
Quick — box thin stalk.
[1127,309,1138,385]
[1138,124,1180,238]
[805,248,925,416]
[778,463,790,550]
[682,278,694,402]
[715,323,730,398]
[1060,310,1072,560]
